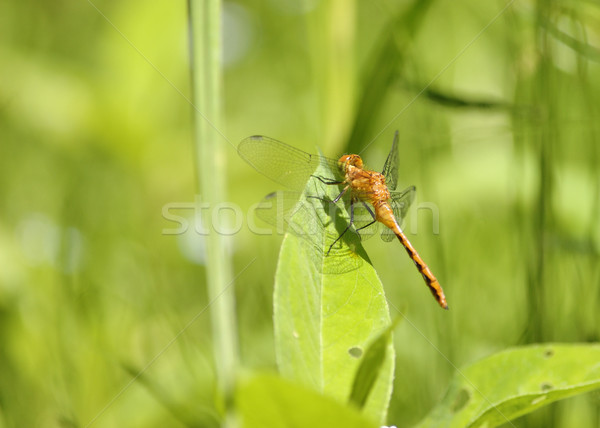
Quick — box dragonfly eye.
[338,154,363,169]
[338,155,349,169]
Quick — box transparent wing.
[253,191,303,232]
[253,191,328,239]
[238,135,343,191]
[253,191,364,274]
[381,185,415,242]
[381,131,399,190]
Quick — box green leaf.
[236,373,377,428]
[414,343,600,428]
[273,159,395,424]
[349,318,401,410]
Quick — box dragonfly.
[238,132,448,309]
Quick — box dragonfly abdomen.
[394,230,448,309]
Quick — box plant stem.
[188,0,238,411]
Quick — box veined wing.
[238,135,342,191]
[381,131,399,190]
[254,191,323,238]
[381,185,415,242]
[252,190,365,274]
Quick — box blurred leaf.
[273,158,395,424]
[346,0,435,154]
[349,318,400,410]
[121,362,219,428]
[414,86,511,110]
[236,373,377,428]
[541,15,600,63]
[414,343,600,428]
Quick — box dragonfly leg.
[326,197,356,255]
[307,195,328,202]
[307,184,349,203]
[352,202,377,240]
[307,177,346,201]
[305,179,327,202]
[310,174,344,186]
[355,201,377,233]
[332,185,349,203]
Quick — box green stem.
[308,0,355,149]
[188,0,238,413]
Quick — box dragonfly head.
[338,154,363,171]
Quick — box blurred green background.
[1,0,599,427]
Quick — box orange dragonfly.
[238,132,448,309]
